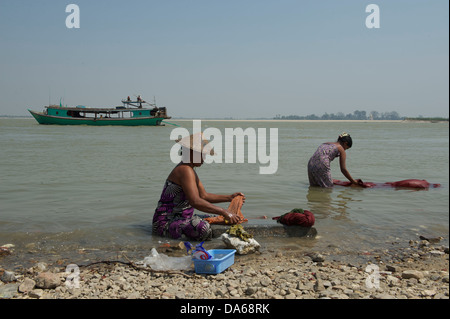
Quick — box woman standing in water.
[153,133,244,241]
[308,133,362,188]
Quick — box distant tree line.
[274,110,404,120]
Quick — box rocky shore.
[1,237,448,300]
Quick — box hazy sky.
[0,0,448,118]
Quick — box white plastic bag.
[138,248,192,271]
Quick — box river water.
[0,118,448,267]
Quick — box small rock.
[229,289,239,296]
[35,272,61,289]
[402,270,424,280]
[0,247,12,257]
[419,235,443,243]
[274,266,283,272]
[175,291,186,299]
[175,241,185,250]
[309,253,325,263]
[34,262,48,273]
[386,265,400,273]
[19,278,36,293]
[430,274,440,281]
[0,283,19,299]
[421,289,436,297]
[429,250,444,256]
[28,289,44,299]
[314,279,325,292]
[215,288,227,297]
[260,278,271,287]
[0,271,16,283]
[331,279,341,286]
[331,285,346,291]
[245,287,257,295]
[126,291,141,299]
[215,274,226,281]
[386,275,400,286]
[373,293,393,299]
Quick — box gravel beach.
[1,237,448,300]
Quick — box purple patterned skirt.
[152,180,212,241]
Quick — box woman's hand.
[351,179,364,187]
[222,209,240,224]
[230,192,246,203]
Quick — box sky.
[0,0,448,118]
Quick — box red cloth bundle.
[384,179,441,188]
[272,209,315,227]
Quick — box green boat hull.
[29,110,165,126]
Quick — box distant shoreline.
[170,119,448,124]
[403,119,449,123]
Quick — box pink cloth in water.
[333,179,441,189]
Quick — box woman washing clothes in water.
[153,133,245,241]
[308,133,363,188]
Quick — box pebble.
[1,270,16,283]
[35,272,61,289]
[28,289,44,299]
[386,265,400,273]
[309,253,325,263]
[18,278,36,293]
[402,270,425,280]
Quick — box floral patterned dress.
[307,143,340,188]
[152,180,212,241]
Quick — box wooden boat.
[28,96,171,126]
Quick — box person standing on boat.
[307,133,363,188]
[153,133,244,241]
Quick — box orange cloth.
[204,195,248,225]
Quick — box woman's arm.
[198,180,245,203]
[174,165,240,223]
[338,146,359,184]
[198,180,232,203]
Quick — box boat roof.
[46,105,159,112]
